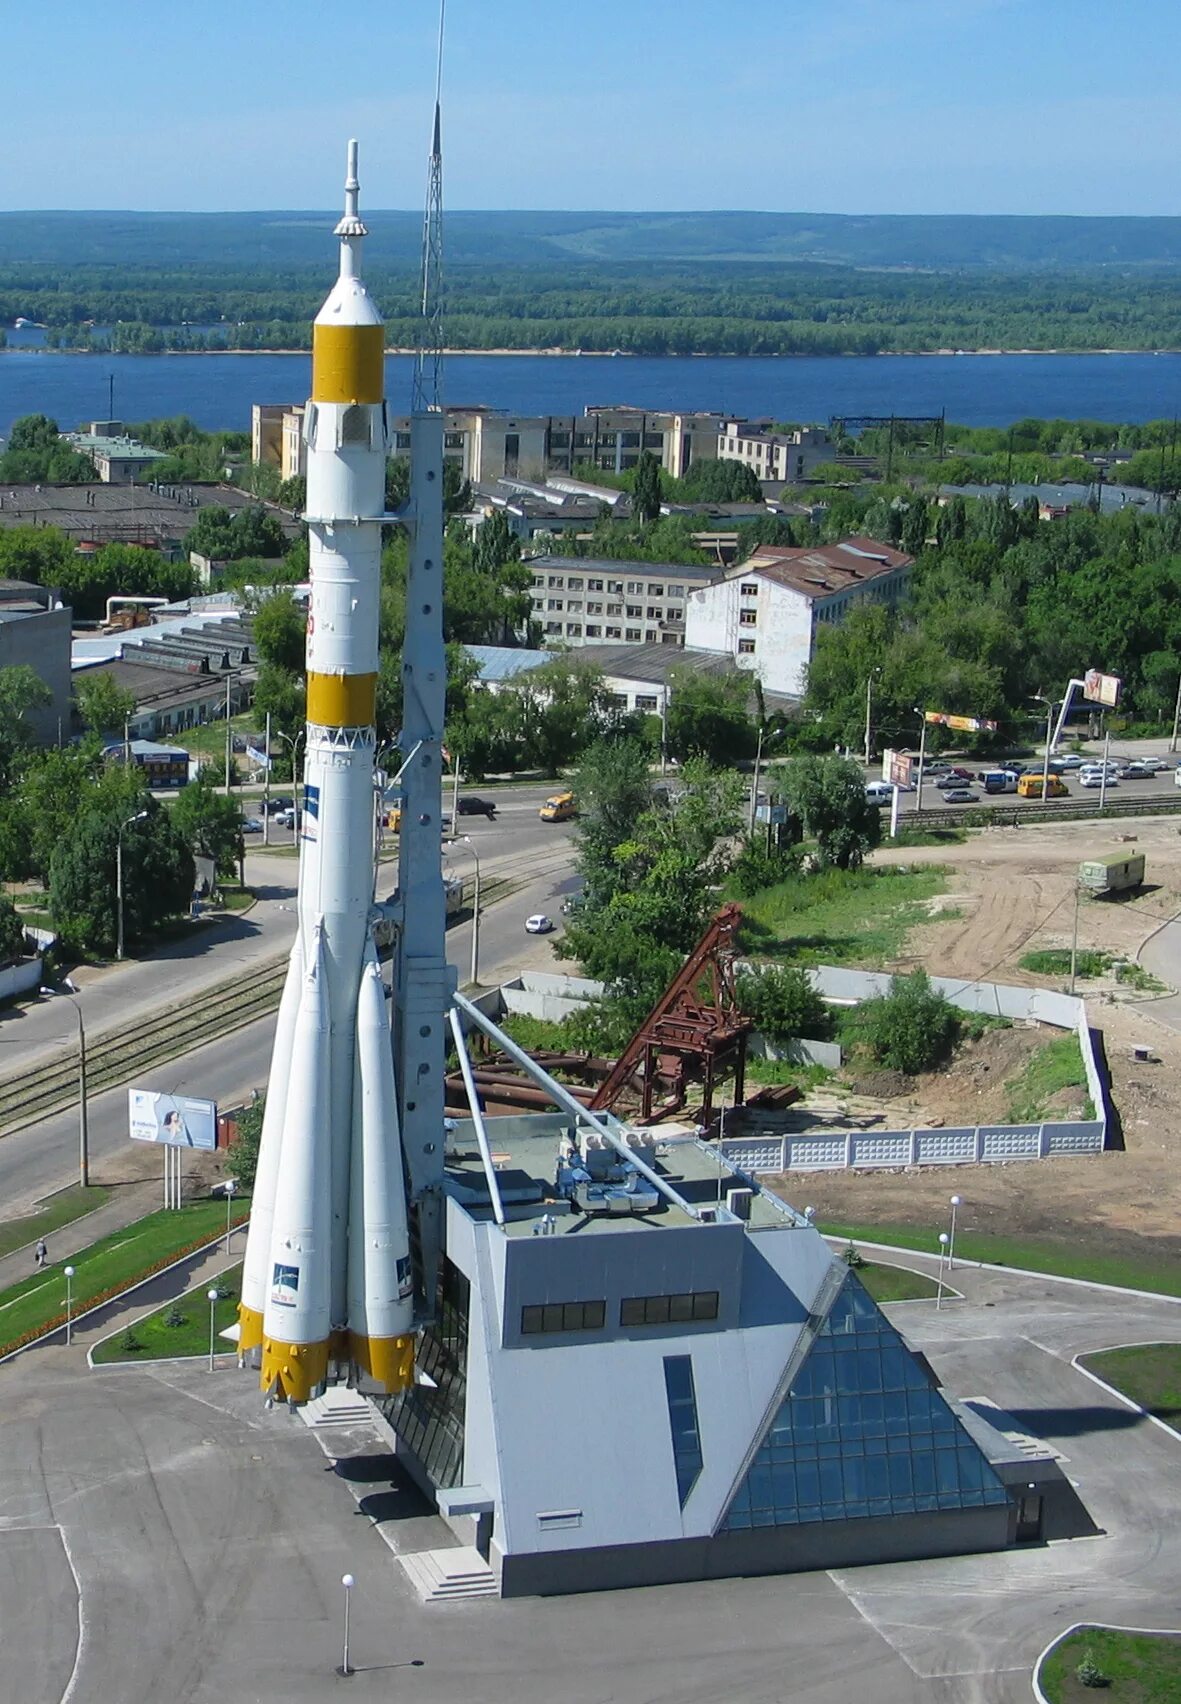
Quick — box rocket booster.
[238,143,415,1406]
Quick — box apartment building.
[527,555,720,648]
[684,537,913,697]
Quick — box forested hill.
[6,209,1181,271]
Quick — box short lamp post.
[223,1178,237,1252]
[935,1233,950,1310]
[338,1573,355,1678]
[458,836,482,986]
[948,1194,962,1270]
[116,809,148,961]
[274,730,306,838]
[64,1264,76,1345]
[207,1287,220,1372]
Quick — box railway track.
[910,795,1181,831]
[0,853,571,1139]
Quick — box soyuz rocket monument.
[238,137,450,1406]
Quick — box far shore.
[3,344,1181,360]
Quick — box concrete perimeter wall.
[721,965,1107,1175]
[0,958,42,1003]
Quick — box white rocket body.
[239,143,415,1406]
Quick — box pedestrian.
[34,1238,48,1269]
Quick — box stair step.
[399,1546,498,1603]
[299,1389,373,1429]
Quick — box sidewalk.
[0,1179,167,1298]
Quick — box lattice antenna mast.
[413,0,446,413]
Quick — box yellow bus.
[539,791,577,822]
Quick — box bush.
[861,969,960,1075]
[120,1328,144,1353]
[1076,1649,1111,1689]
[729,836,802,898]
[737,965,832,1048]
[164,1306,188,1329]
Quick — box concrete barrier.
[0,958,41,1003]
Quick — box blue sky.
[4,0,1180,214]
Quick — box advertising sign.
[887,751,914,787]
[924,710,998,733]
[128,1089,217,1150]
[1083,670,1121,708]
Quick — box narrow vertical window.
[663,1355,703,1507]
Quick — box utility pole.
[1170,675,1181,755]
[1069,880,1082,996]
[263,711,271,845]
[224,674,233,796]
[913,709,928,818]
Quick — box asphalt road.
[0,801,577,1213]
[2,1259,1177,1701]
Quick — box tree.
[0,895,25,964]
[0,665,51,787]
[0,415,95,484]
[226,1096,264,1189]
[75,672,135,736]
[514,661,617,776]
[785,755,881,869]
[49,799,195,956]
[172,775,244,876]
[861,970,959,1075]
[736,966,831,1048]
[18,744,105,884]
[571,737,654,909]
[664,667,757,765]
[252,664,305,741]
[183,505,285,562]
[678,457,762,503]
[251,588,306,674]
[0,525,76,589]
[632,450,663,524]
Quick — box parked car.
[865,781,895,805]
[1053,753,1085,769]
[456,796,497,819]
[1122,762,1153,779]
[944,788,978,804]
[524,913,554,934]
[263,797,294,815]
[1079,771,1117,789]
[241,816,264,833]
[274,807,297,827]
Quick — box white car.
[1079,771,1117,788]
[524,913,554,934]
[1051,753,1085,770]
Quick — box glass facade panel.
[380,1258,469,1490]
[721,1275,1009,1530]
[664,1355,704,1508]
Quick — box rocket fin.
[260,928,334,1404]
[347,945,416,1393]
[238,936,304,1354]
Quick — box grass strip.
[92,1263,243,1364]
[0,1199,250,1355]
[1079,1343,1181,1425]
[735,865,947,967]
[1040,1627,1181,1704]
[815,1217,1181,1298]
[854,1260,941,1303]
[0,1184,110,1261]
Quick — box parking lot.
[870,751,1180,815]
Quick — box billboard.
[924,710,998,733]
[885,750,914,787]
[128,1089,217,1150]
[1083,670,1121,708]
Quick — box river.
[2,348,1180,438]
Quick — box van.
[1017,772,1068,799]
[865,780,895,805]
[980,769,1017,794]
[539,791,577,822]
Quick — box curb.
[820,1234,1181,1305]
[1032,1622,1181,1704]
[0,1216,250,1364]
[1070,1345,1181,1446]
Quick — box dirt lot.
[774,815,1181,1260]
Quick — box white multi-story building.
[717,423,838,486]
[684,537,913,697]
[526,555,721,648]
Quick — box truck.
[1078,850,1145,894]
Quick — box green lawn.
[855,1260,941,1302]
[736,865,948,968]
[1021,948,1110,979]
[1005,1031,1093,1121]
[92,1264,243,1364]
[1080,1344,1181,1425]
[214,883,255,912]
[0,1199,249,1352]
[1040,1627,1181,1704]
[815,1217,1181,1298]
[0,1185,110,1260]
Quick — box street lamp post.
[116,810,149,961]
[223,1178,237,1252]
[64,1264,75,1345]
[948,1195,962,1269]
[935,1233,950,1309]
[461,837,481,986]
[274,730,306,839]
[864,667,882,767]
[207,1286,220,1372]
[338,1574,355,1678]
[913,708,928,817]
[1032,694,1057,806]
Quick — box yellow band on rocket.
[312,323,385,404]
[307,671,378,728]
